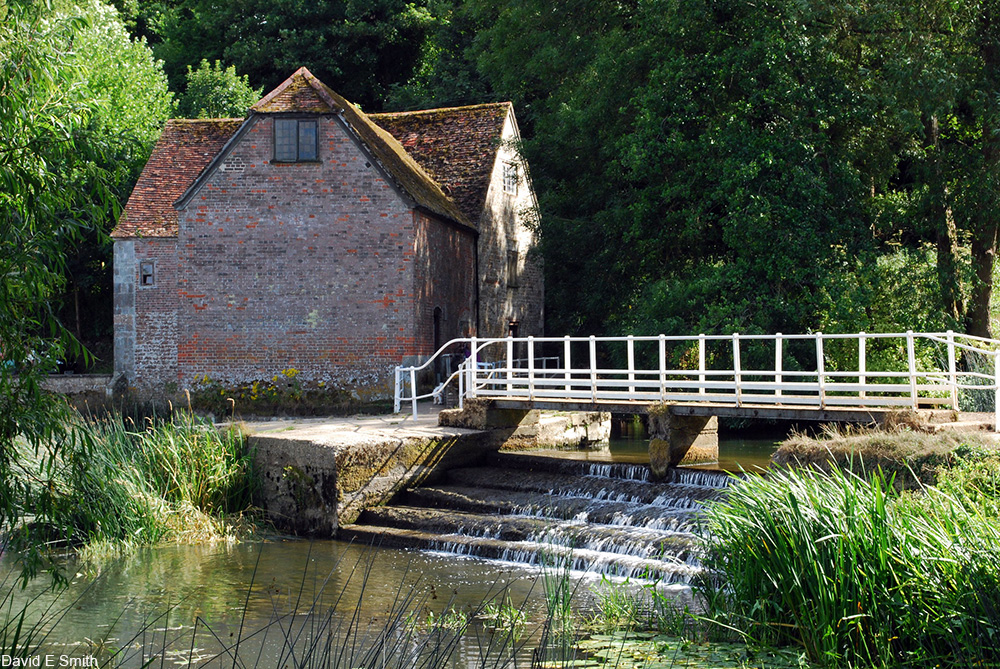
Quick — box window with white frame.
[274,119,318,162]
[502,162,518,195]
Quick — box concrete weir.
[245,404,611,536]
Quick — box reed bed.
[12,411,257,573]
[699,458,1000,667]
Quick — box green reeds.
[13,411,257,575]
[699,463,1000,667]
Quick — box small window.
[274,119,318,162]
[507,249,519,288]
[502,162,518,195]
[139,261,155,287]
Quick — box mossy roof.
[371,103,511,224]
[112,119,243,238]
[251,67,470,228]
[113,68,514,238]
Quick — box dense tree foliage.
[453,0,1000,341]
[117,0,436,111]
[178,59,262,118]
[0,0,172,577]
[55,0,175,369]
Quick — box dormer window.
[274,119,318,162]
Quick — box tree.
[139,0,436,110]
[0,0,172,577]
[385,0,492,110]
[464,0,1000,343]
[179,59,261,118]
[1,0,105,577]
[53,0,175,370]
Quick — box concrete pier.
[245,409,492,535]
[244,403,610,536]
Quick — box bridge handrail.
[393,330,1000,430]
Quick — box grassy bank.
[11,411,258,577]
[773,421,997,489]
[697,436,1000,667]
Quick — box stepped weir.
[247,404,742,584]
[251,329,1000,580]
[340,451,732,583]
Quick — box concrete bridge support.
[647,408,719,479]
[438,399,610,449]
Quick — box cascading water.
[340,451,732,584]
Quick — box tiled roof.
[372,103,511,225]
[112,119,242,238]
[114,69,510,238]
[251,67,470,228]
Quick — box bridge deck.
[395,331,1000,431]
[490,398,941,424]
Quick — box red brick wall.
[169,114,428,395]
[413,212,477,356]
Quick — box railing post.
[506,335,514,390]
[859,332,867,400]
[658,334,666,399]
[906,330,917,409]
[627,335,636,396]
[994,352,999,433]
[775,333,783,400]
[816,332,825,408]
[733,333,742,407]
[469,336,478,399]
[410,368,418,417]
[564,336,572,392]
[528,336,536,399]
[947,329,958,410]
[458,361,464,410]
[394,366,401,414]
[589,335,597,401]
[699,334,706,396]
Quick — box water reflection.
[605,433,780,472]
[7,541,559,667]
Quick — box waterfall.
[340,452,731,584]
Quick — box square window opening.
[274,119,318,162]
[140,261,155,287]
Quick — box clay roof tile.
[371,103,511,225]
[112,119,243,238]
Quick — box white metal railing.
[394,331,1000,430]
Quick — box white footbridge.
[394,331,1000,430]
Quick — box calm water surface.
[7,540,567,667]
[7,429,780,666]
[605,433,780,472]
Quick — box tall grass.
[12,411,257,576]
[699,462,1000,667]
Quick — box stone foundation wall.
[250,428,500,535]
[647,406,719,478]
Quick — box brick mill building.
[112,67,543,399]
